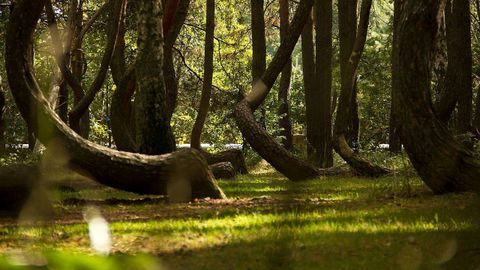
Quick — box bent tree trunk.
[393,0,480,193]
[333,0,390,177]
[6,0,225,200]
[235,0,344,181]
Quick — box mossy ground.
[0,164,479,269]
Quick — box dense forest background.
[0,0,443,151]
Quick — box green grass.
[0,171,479,269]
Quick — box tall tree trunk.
[447,0,472,133]
[332,0,390,176]
[6,0,225,201]
[393,0,480,193]
[301,13,317,163]
[235,0,346,181]
[338,0,359,149]
[278,0,293,151]
[70,0,90,138]
[0,78,5,155]
[109,1,137,151]
[190,0,215,149]
[164,0,190,120]
[313,0,333,167]
[135,0,176,155]
[251,0,267,130]
[389,0,402,153]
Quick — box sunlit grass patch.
[0,171,479,269]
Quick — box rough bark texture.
[235,0,348,181]
[6,0,226,201]
[278,0,293,151]
[135,0,176,155]
[191,0,215,150]
[333,0,390,177]
[209,162,235,180]
[301,14,317,163]
[393,0,480,193]
[313,0,333,167]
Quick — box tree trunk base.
[209,162,236,179]
[202,149,248,175]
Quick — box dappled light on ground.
[0,172,479,269]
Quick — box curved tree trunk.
[278,0,293,151]
[234,0,348,181]
[393,0,480,193]
[190,0,215,150]
[333,0,390,177]
[6,0,225,200]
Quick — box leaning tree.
[5,0,225,201]
[393,0,480,193]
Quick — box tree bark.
[134,0,176,155]
[389,0,402,153]
[235,0,347,181]
[209,162,235,180]
[164,0,191,120]
[202,149,248,175]
[301,13,318,163]
[393,0,480,193]
[191,0,215,150]
[313,0,333,167]
[250,0,267,129]
[278,0,293,151]
[0,78,5,155]
[333,0,390,177]
[5,0,226,200]
[448,0,472,133]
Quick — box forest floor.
[0,161,479,269]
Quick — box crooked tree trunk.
[393,0,480,193]
[134,0,176,155]
[191,0,215,150]
[333,0,390,177]
[235,0,348,181]
[5,0,225,200]
[313,0,333,167]
[278,0,293,151]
